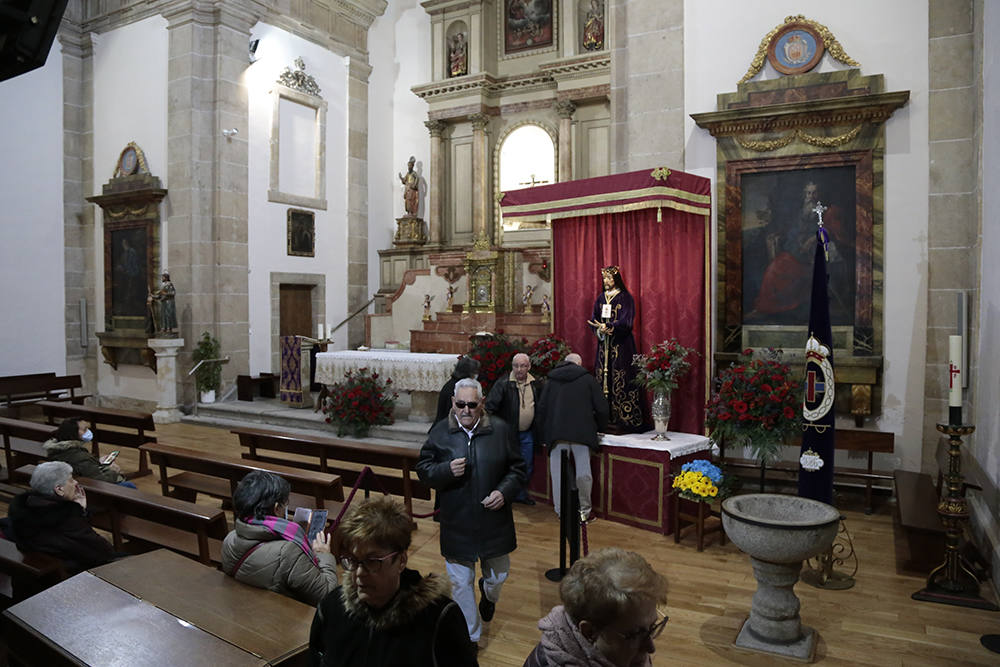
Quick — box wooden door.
[279,284,312,337]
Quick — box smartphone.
[307,510,329,542]
[101,450,120,465]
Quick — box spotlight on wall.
[249,38,260,64]
[222,128,239,140]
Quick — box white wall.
[91,15,169,401]
[0,51,65,374]
[684,1,930,471]
[246,23,349,372]
[368,2,431,293]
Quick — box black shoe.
[478,578,495,622]
[515,497,536,505]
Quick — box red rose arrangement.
[704,348,801,465]
[321,368,397,438]
[632,338,697,394]
[528,334,572,378]
[467,332,528,395]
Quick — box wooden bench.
[0,417,53,488]
[37,400,155,478]
[721,429,895,513]
[141,441,344,511]
[0,539,67,603]
[0,375,89,418]
[236,373,278,401]
[13,465,229,565]
[233,426,431,518]
[893,469,946,572]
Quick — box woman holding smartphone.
[43,417,133,486]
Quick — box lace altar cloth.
[314,350,457,392]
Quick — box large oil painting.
[504,0,554,54]
[110,226,149,318]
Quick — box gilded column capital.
[424,119,447,137]
[554,100,576,119]
[469,113,490,131]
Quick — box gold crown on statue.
[601,265,621,279]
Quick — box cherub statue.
[446,284,457,310]
[422,293,434,321]
[522,284,535,312]
[540,293,551,322]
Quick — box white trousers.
[445,554,510,642]
[549,441,594,516]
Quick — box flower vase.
[651,389,671,441]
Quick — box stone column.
[555,100,576,182]
[346,57,372,349]
[424,120,447,245]
[147,338,186,423]
[469,113,491,248]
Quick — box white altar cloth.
[314,350,457,392]
[599,430,714,457]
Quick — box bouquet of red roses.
[467,332,528,395]
[633,338,697,394]
[705,348,800,465]
[528,334,572,378]
[321,368,397,438]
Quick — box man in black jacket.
[537,353,609,522]
[417,378,526,648]
[485,352,543,504]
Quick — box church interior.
[0,0,998,664]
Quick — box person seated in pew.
[44,416,136,488]
[221,470,337,606]
[523,548,669,667]
[310,495,478,666]
[5,461,116,574]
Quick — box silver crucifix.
[812,201,828,227]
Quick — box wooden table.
[2,550,315,666]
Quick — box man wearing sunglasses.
[418,377,527,650]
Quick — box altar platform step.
[183,397,429,448]
[410,310,552,353]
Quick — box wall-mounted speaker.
[0,0,69,83]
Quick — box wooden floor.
[8,420,1000,666]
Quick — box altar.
[528,430,714,535]
[314,349,457,422]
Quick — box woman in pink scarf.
[524,548,668,667]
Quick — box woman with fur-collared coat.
[310,496,477,667]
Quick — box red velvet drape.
[552,208,707,434]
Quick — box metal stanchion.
[545,450,580,582]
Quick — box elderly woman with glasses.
[524,548,668,667]
[221,470,337,606]
[309,495,478,667]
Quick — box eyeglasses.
[606,610,669,643]
[454,400,479,409]
[339,551,399,573]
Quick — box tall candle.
[317,323,325,340]
[948,334,962,424]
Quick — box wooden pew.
[141,441,344,511]
[893,469,946,572]
[0,417,53,491]
[13,465,229,565]
[37,400,155,478]
[0,375,89,418]
[0,539,67,603]
[233,426,430,518]
[236,373,278,401]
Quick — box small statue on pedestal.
[422,294,434,321]
[540,294,551,323]
[522,284,535,313]
[149,272,178,338]
[394,156,427,246]
[446,284,456,311]
[448,32,468,77]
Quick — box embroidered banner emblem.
[802,335,834,429]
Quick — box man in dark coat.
[417,378,526,648]
[485,352,543,504]
[537,353,609,522]
[7,461,116,574]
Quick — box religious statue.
[446,284,457,311]
[150,272,178,337]
[540,293,551,323]
[448,32,468,77]
[398,156,419,218]
[522,284,535,312]
[582,0,605,51]
[422,293,434,321]
[587,265,645,432]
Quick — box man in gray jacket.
[537,353,609,522]
[417,378,526,648]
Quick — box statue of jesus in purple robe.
[587,265,645,432]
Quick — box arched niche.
[494,121,557,245]
[446,20,469,78]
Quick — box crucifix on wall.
[519,174,549,187]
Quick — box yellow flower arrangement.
[672,461,724,502]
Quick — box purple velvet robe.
[592,289,645,432]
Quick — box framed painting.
[722,150,875,356]
[287,208,315,257]
[503,0,555,55]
